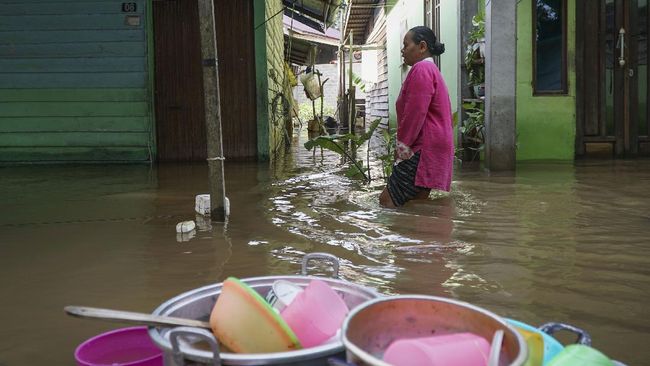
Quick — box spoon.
[64,305,211,329]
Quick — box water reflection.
[1,144,650,364]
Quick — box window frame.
[424,0,441,68]
[532,0,568,95]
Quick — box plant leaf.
[304,135,346,155]
[345,161,366,178]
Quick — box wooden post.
[348,31,356,158]
[197,0,227,222]
[339,7,347,135]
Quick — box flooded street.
[1,135,649,365]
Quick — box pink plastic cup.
[280,279,349,348]
[75,326,163,366]
[383,332,490,366]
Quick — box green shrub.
[296,100,336,123]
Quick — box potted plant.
[460,101,485,162]
[464,13,485,98]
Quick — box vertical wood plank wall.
[366,9,390,125]
[213,0,257,160]
[153,0,257,161]
[153,0,207,162]
[0,0,153,162]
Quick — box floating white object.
[176,220,196,233]
[195,194,211,215]
[195,194,230,217]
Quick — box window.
[424,0,441,67]
[533,0,567,94]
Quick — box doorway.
[153,0,207,162]
[152,0,258,162]
[577,0,650,157]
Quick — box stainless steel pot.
[148,253,381,366]
[341,295,528,366]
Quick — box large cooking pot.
[148,253,381,366]
[341,295,529,366]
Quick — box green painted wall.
[386,0,458,127]
[253,0,286,161]
[516,0,576,160]
[0,0,153,163]
[386,0,424,127]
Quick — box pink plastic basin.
[75,326,163,366]
[383,332,491,366]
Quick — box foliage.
[460,11,486,161]
[351,71,372,94]
[304,118,382,182]
[376,127,396,181]
[297,100,336,124]
[284,62,298,88]
[460,102,484,140]
[460,101,485,161]
[470,12,485,41]
[464,13,485,86]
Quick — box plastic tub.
[75,326,163,366]
[506,319,564,365]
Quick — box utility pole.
[197,0,227,221]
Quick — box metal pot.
[148,253,381,366]
[341,295,528,366]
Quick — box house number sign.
[122,2,137,12]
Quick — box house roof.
[284,14,340,46]
[284,12,341,40]
[284,13,339,65]
[283,0,344,28]
[343,0,383,45]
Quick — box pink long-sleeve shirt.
[395,58,453,191]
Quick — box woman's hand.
[395,140,414,162]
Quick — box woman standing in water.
[379,26,454,208]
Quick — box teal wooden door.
[0,0,154,162]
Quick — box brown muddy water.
[1,138,649,365]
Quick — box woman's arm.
[396,64,435,160]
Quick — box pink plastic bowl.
[280,279,349,348]
[75,326,163,366]
[383,332,490,366]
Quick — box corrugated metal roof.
[283,0,344,27]
[283,13,339,66]
[284,14,340,43]
[343,0,383,45]
[284,35,337,65]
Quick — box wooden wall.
[213,0,258,160]
[365,8,389,124]
[153,0,206,162]
[152,0,258,161]
[0,0,153,162]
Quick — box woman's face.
[401,31,427,66]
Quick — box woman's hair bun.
[431,42,445,56]
[409,26,445,56]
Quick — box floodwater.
[1,133,649,365]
